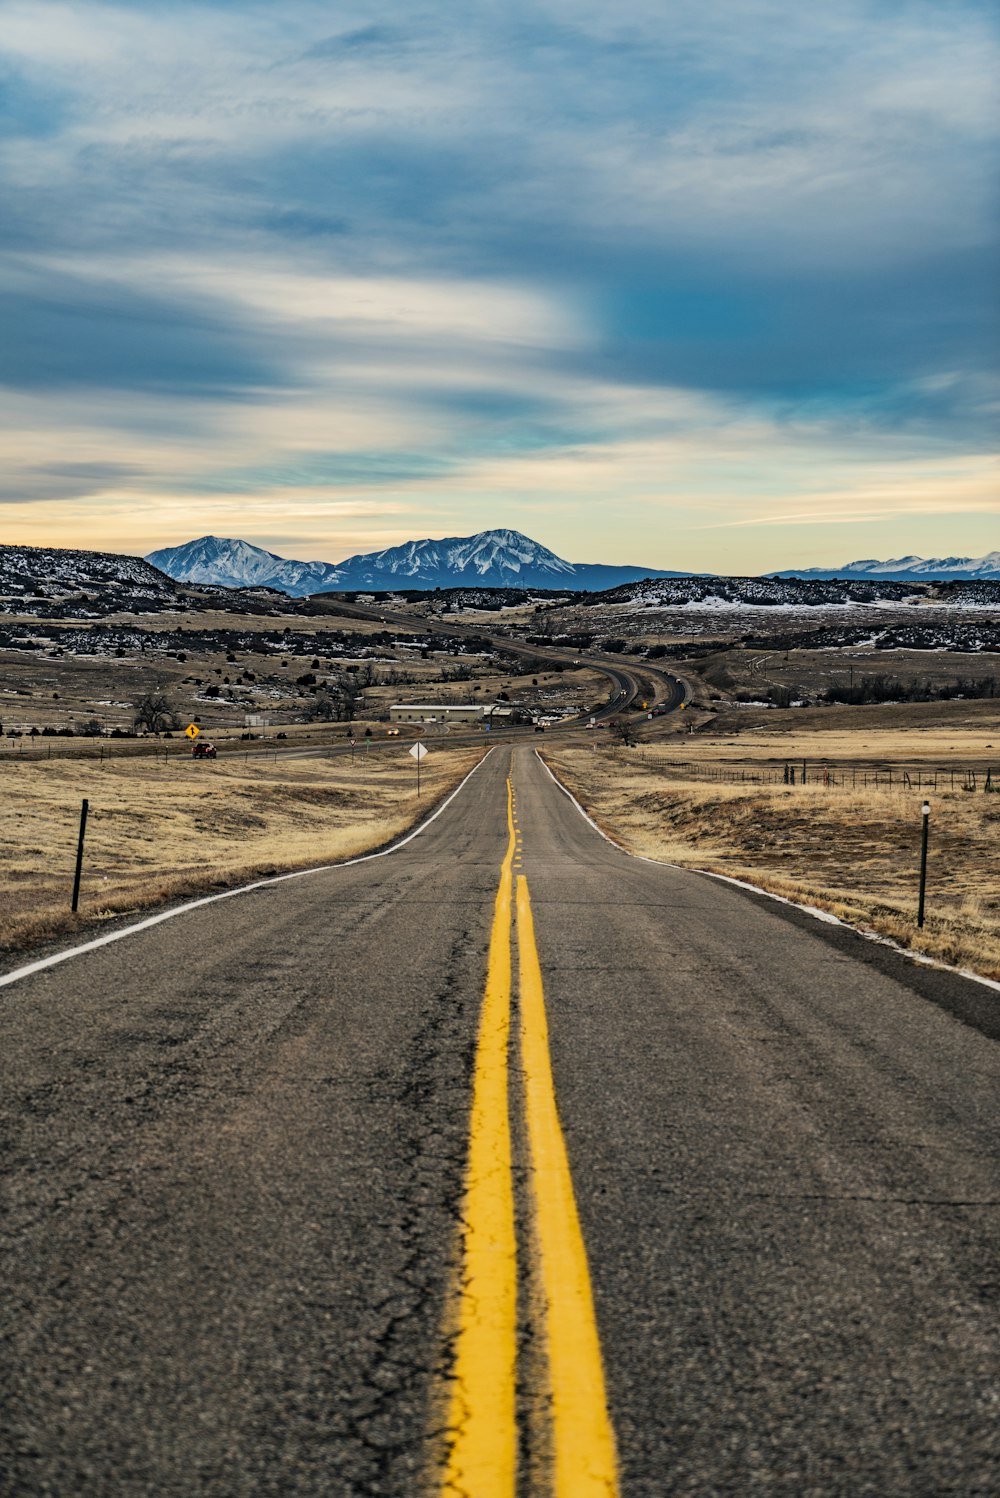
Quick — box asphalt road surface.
[2,748,997,1496]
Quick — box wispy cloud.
[301,25,409,60]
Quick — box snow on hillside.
[0,543,298,619]
[0,543,180,614]
[587,574,920,609]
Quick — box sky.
[0,0,997,573]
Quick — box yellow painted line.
[440,779,518,1497]
[516,875,620,1497]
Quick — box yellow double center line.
[440,779,518,1492]
[440,777,619,1497]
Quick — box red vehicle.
[191,740,217,759]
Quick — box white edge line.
[535,750,1000,998]
[0,748,494,992]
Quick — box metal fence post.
[917,801,930,928]
[71,798,89,913]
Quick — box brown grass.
[543,742,1000,983]
[696,696,1000,748]
[0,746,485,955]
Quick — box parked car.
[191,740,217,759]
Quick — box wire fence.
[5,735,999,793]
[0,737,175,762]
[639,758,998,793]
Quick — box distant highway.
[309,593,689,727]
[3,747,997,1495]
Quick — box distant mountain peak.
[771,550,1000,583]
[145,536,344,594]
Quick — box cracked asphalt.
[2,746,999,1495]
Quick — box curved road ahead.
[2,748,997,1495]
[311,592,688,724]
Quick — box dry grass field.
[543,740,1000,982]
[701,644,1000,700]
[0,745,484,955]
[5,602,417,639]
[695,696,1000,749]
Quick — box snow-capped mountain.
[772,552,1000,582]
[146,529,680,594]
[329,528,675,590]
[145,535,346,594]
[349,529,577,587]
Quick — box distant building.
[388,703,487,723]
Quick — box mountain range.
[771,552,1000,583]
[146,532,1000,595]
[145,530,683,595]
[4,532,994,607]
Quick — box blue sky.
[0,0,996,570]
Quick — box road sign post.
[71,798,89,913]
[410,740,428,795]
[918,801,930,928]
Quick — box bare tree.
[305,670,363,722]
[608,716,637,747]
[340,675,363,721]
[133,689,179,734]
[306,692,340,722]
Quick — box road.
[2,748,997,1495]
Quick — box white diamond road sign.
[409,742,428,761]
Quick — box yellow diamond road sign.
[185,723,200,738]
